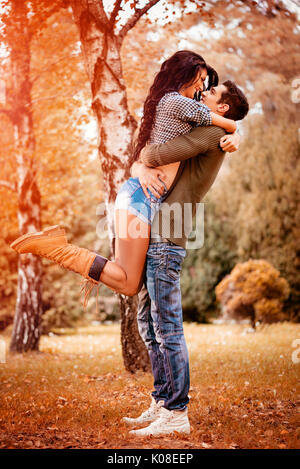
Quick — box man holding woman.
[124,79,249,436]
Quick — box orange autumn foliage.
[215,259,290,326]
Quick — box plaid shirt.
[150,92,212,145]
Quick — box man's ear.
[217,103,230,114]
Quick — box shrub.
[215,259,290,328]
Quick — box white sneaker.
[129,407,190,436]
[123,397,164,426]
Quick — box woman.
[11,51,236,298]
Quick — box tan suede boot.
[10,225,100,284]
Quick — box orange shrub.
[215,259,290,328]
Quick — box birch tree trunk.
[70,0,150,372]
[9,0,43,352]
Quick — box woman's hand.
[133,162,167,199]
[220,132,241,153]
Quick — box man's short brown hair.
[220,80,249,121]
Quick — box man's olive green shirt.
[140,126,226,248]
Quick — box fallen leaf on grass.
[58,396,67,402]
[201,442,212,448]
[83,375,105,382]
[228,442,239,449]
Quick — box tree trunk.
[70,1,150,372]
[10,255,43,352]
[9,0,43,352]
[120,296,150,373]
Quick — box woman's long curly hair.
[132,50,219,163]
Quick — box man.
[124,81,249,436]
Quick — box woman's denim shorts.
[114,177,167,225]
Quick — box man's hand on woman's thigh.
[131,161,167,199]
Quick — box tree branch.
[240,0,290,16]
[110,0,122,26]
[0,180,17,192]
[119,0,161,40]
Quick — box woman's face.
[180,69,208,99]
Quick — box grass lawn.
[0,322,299,449]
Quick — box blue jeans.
[137,242,189,410]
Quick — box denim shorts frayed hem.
[114,177,167,225]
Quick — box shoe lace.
[80,279,101,314]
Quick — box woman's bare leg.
[96,209,150,296]
[10,211,150,296]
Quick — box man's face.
[201,84,228,114]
